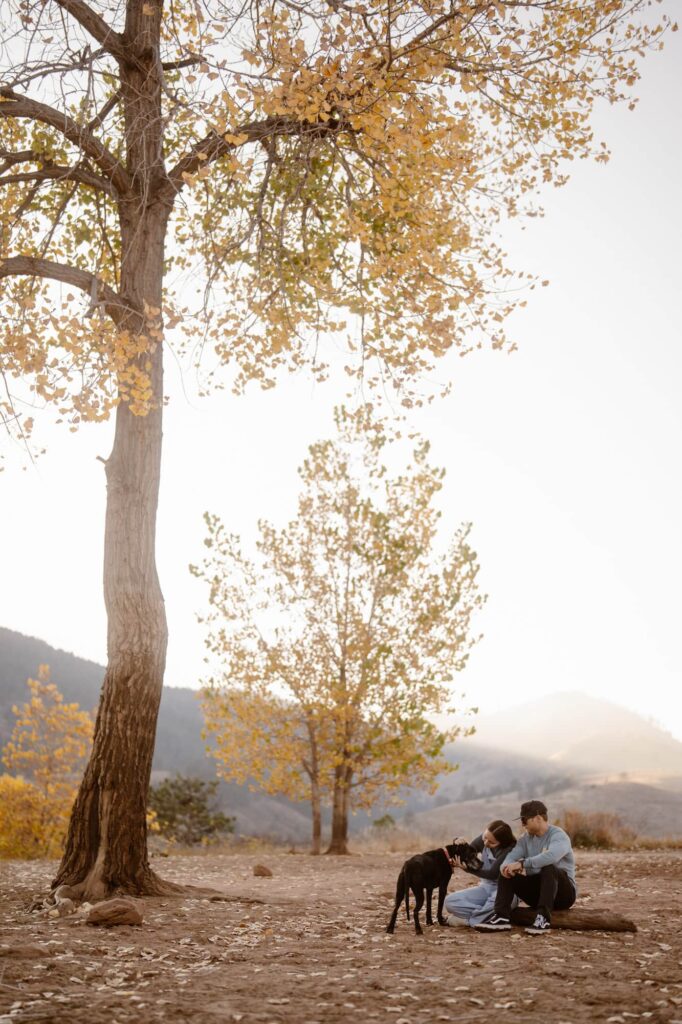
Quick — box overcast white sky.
[2,29,681,740]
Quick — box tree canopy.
[0,0,673,453]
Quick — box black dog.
[386,841,481,935]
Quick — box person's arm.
[522,830,572,874]
[501,837,526,869]
[466,844,510,880]
[469,835,485,855]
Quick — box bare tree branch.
[161,56,203,71]
[0,256,139,326]
[0,157,115,195]
[50,0,129,64]
[163,114,353,200]
[4,48,110,91]
[0,88,132,195]
[86,89,123,131]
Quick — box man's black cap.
[514,799,548,821]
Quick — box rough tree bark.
[53,1,177,899]
[305,722,322,855]
[311,780,322,856]
[326,767,352,855]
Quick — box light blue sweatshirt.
[502,825,577,890]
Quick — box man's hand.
[501,860,525,878]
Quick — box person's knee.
[540,864,559,878]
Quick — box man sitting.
[475,799,576,935]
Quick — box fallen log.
[510,907,636,932]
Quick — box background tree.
[148,775,234,845]
[0,0,672,892]
[0,776,55,859]
[1,667,93,857]
[202,686,332,854]
[196,407,481,854]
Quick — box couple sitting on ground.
[445,800,577,935]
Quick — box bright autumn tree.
[202,685,333,853]
[195,406,482,854]
[0,0,673,892]
[1,667,94,857]
[0,776,51,859]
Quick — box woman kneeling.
[444,820,517,927]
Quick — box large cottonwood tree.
[0,0,672,894]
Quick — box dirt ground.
[1,849,682,1024]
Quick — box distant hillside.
[469,691,682,776]
[0,626,207,776]
[409,777,682,840]
[3,627,682,841]
[399,742,575,813]
[0,626,319,840]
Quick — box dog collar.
[442,847,455,869]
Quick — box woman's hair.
[486,819,516,848]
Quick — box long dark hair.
[486,819,516,849]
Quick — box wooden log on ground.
[510,907,636,932]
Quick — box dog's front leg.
[425,888,434,926]
[437,883,448,925]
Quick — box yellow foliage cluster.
[0,0,675,453]
[0,666,93,859]
[0,775,54,859]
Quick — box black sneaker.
[525,913,551,935]
[474,914,511,932]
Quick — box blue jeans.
[445,883,518,927]
[444,883,497,927]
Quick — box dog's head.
[446,841,482,871]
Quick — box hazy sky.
[2,27,681,739]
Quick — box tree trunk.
[53,341,171,898]
[326,769,351,855]
[510,907,637,932]
[310,780,322,856]
[53,4,176,899]
[306,724,322,855]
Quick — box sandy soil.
[1,849,681,1024]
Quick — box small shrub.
[0,775,60,859]
[372,814,396,830]
[557,808,636,849]
[148,775,235,845]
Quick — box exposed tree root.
[31,874,262,912]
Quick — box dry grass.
[557,809,637,849]
[631,835,682,850]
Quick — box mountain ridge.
[2,626,681,839]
